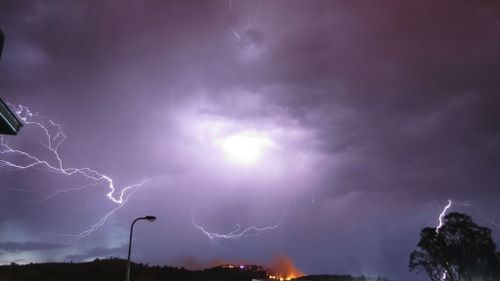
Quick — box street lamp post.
[125,216,156,281]
[1,28,4,60]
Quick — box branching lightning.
[64,181,148,239]
[191,209,288,240]
[191,196,312,241]
[0,105,150,237]
[25,182,101,205]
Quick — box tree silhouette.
[409,212,500,281]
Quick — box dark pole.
[0,28,4,61]
[125,216,156,281]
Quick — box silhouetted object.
[0,30,22,135]
[296,275,390,281]
[126,216,156,281]
[0,259,390,281]
[0,28,4,60]
[0,98,23,135]
[409,212,500,281]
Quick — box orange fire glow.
[268,255,305,281]
[177,255,305,281]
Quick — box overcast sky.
[1,1,499,281]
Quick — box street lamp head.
[144,215,156,222]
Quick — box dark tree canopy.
[409,212,500,281]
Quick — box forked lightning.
[0,105,150,238]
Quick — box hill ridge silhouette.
[0,258,390,281]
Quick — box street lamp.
[1,28,4,60]
[125,215,156,281]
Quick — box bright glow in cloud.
[221,134,272,164]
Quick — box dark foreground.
[0,258,390,281]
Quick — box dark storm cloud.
[0,241,66,253]
[241,1,500,203]
[0,1,499,281]
[0,0,244,177]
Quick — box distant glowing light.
[221,134,272,164]
[269,274,296,280]
[440,269,447,281]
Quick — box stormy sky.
[1,1,499,280]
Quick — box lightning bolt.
[440,269,447,281]
[232,30,242,40]
[433,199,500,281]
[191,196,311,241]
[191,209,288,240]
[226,0,263,40]
[434,199,500,234]
[63,181,148,239]
[24,182,101,205]
[0,104,150,237]
[436,199,452,234]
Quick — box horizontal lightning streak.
[0,105,143,204]
[191,206,292,240]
